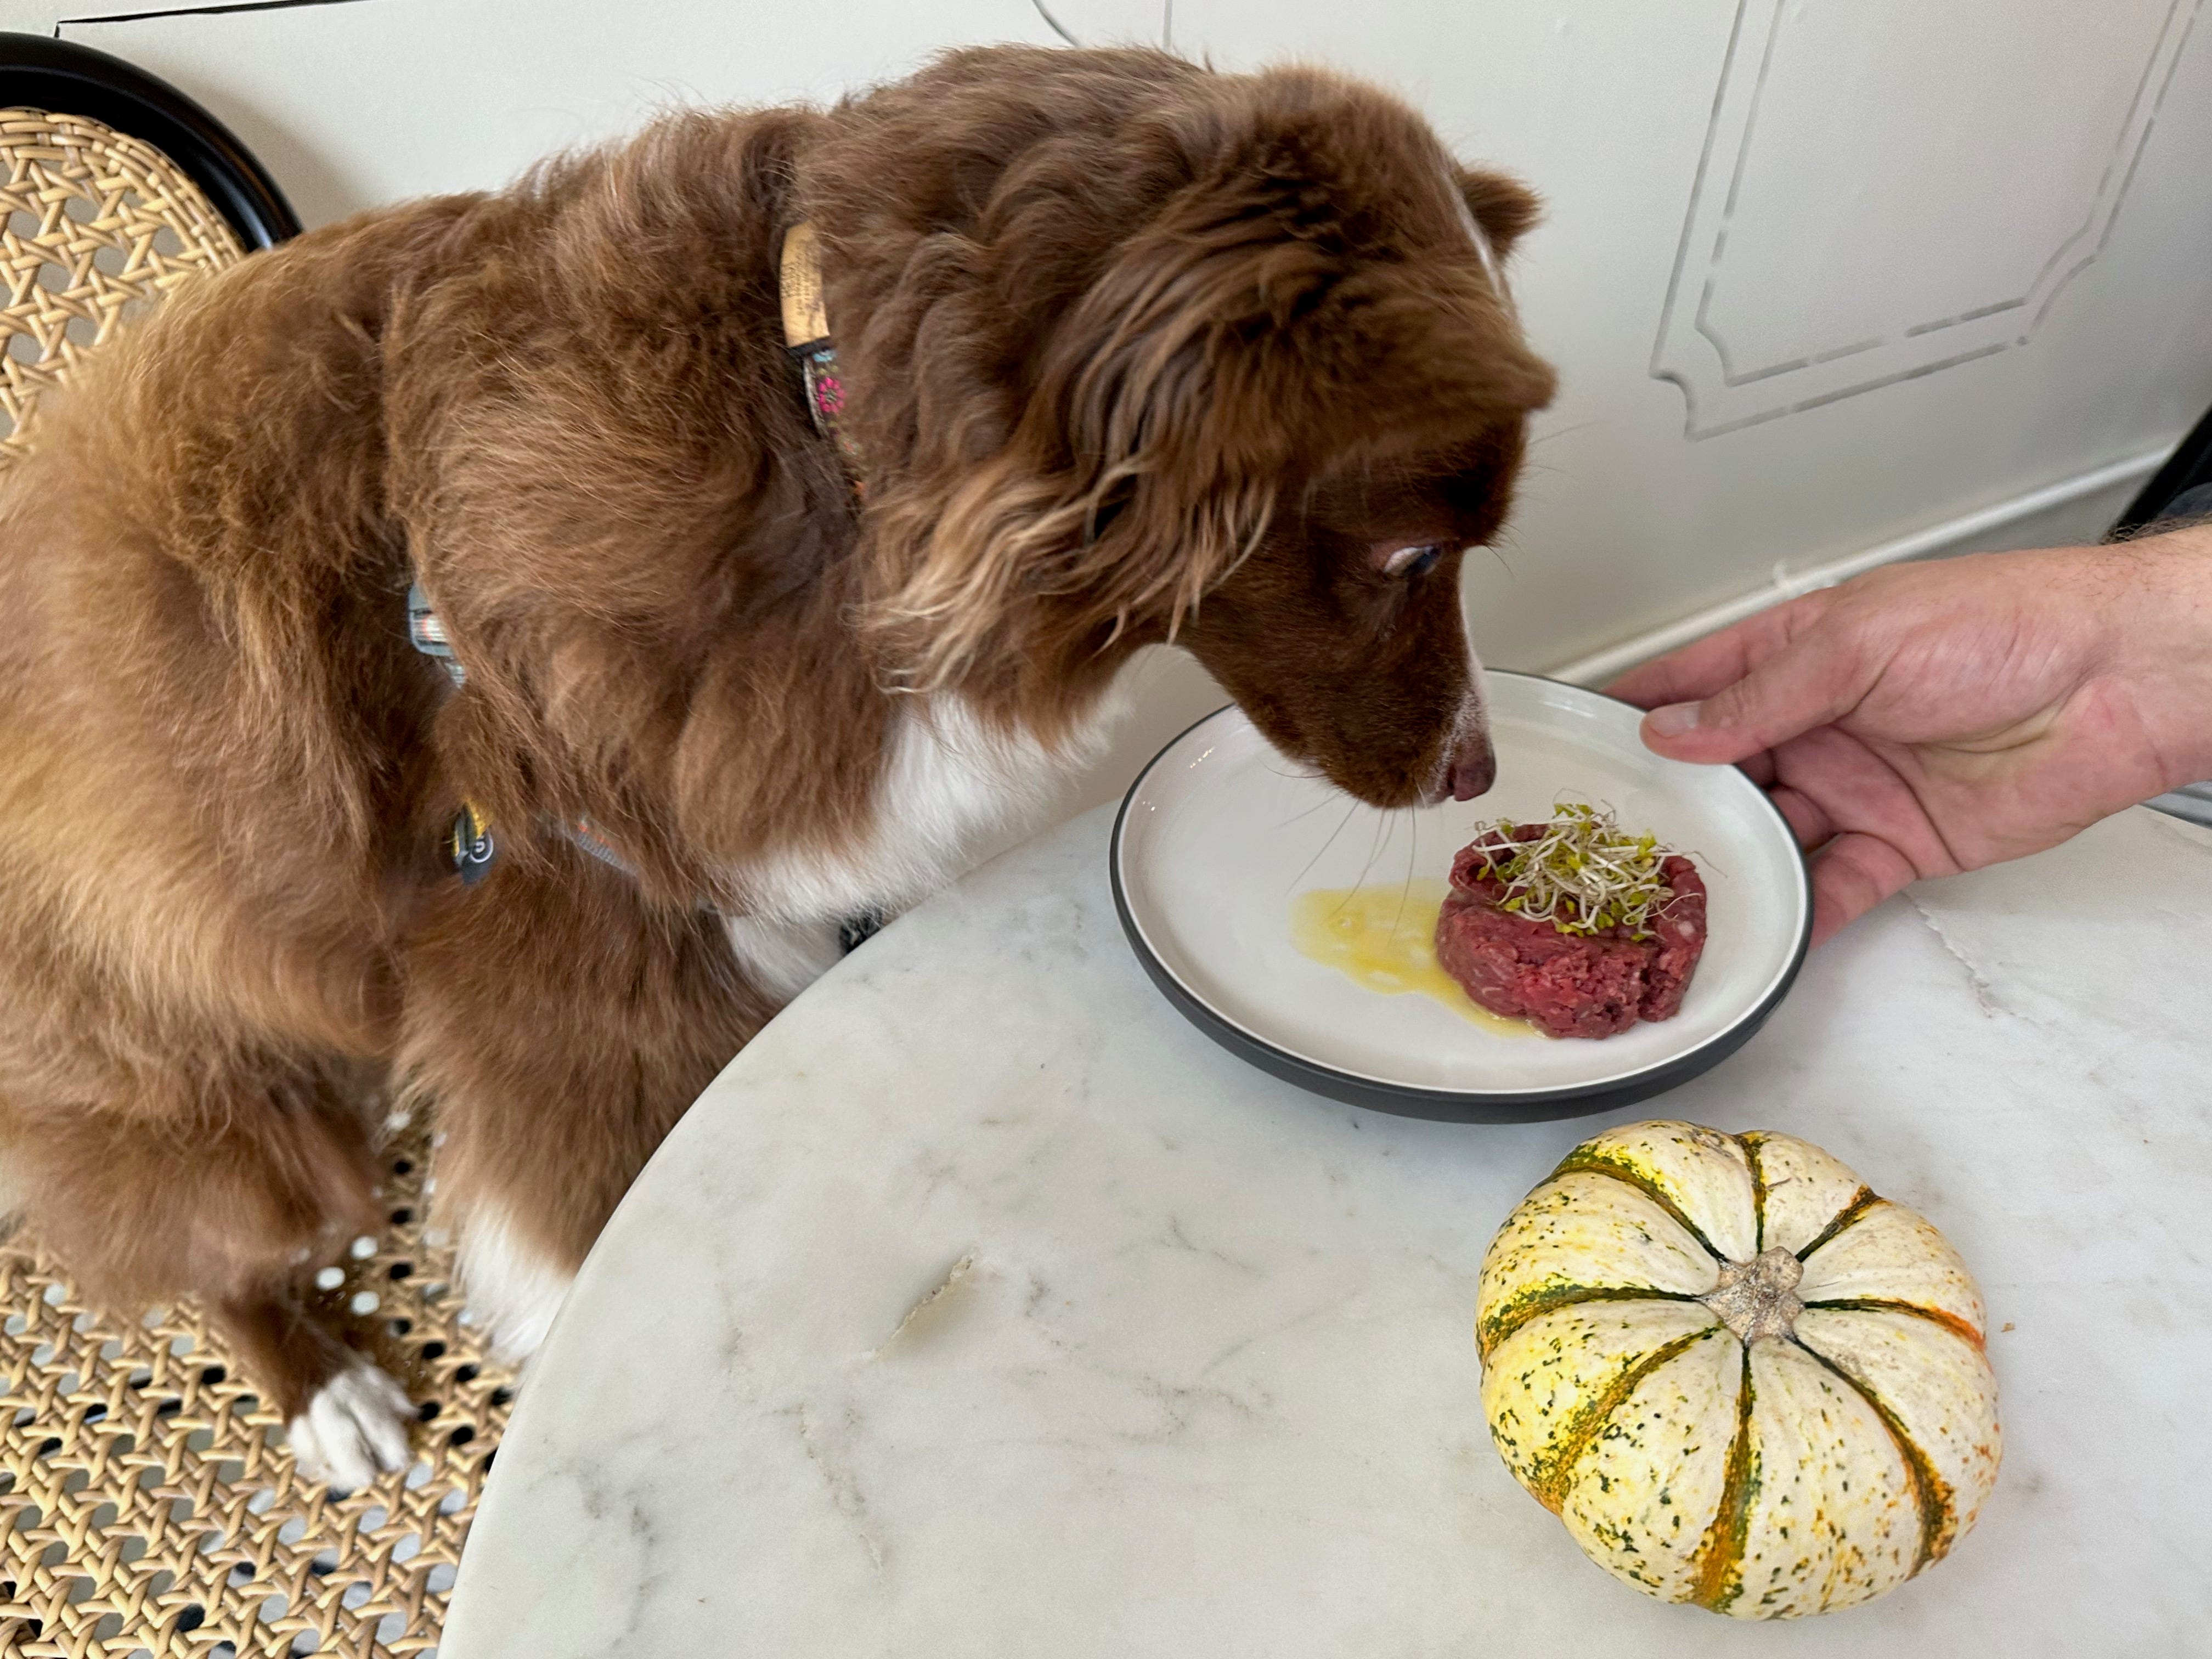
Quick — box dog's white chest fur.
[723,690,1126,1000]
[456,691,1124,1374]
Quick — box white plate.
[1110,672,1812,1120]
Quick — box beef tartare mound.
[1435,810,1706,1040]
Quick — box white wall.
[7,0,2211,811]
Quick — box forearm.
[2098,521,2212,788]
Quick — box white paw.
[287,1358,414,1491]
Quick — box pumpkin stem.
[1701,1245,1804,1344]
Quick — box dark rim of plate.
[1108,672,1815,1124]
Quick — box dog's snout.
[1447,732,1496,802]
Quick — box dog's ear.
[1456,167,1542,263]
[862,219,1290,695]
[864,197,1553,696]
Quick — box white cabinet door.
[1655,0,2199,438]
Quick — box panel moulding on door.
[1652,0,2204,439]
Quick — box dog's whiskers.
[1289,798,1361,894]
[1392,806,1418,940]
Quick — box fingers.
[1635,620,1875,768]
[1605,599,1813,710]
[1765,783,1833,850]
[1607,592,1878,767]
[1807,831,1920,947]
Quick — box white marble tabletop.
[445,803,2212,1657]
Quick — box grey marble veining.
[444,805,2212,1658]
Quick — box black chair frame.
[0,30,297,250]
[2114,396,2212,535]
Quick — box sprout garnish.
[1462,802,1680,940]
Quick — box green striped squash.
[1476,1121,2000,1619]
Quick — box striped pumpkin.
[1476,1121,2000,1619]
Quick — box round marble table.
[445,804,2212,1657]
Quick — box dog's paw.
[287,1358,413,1491]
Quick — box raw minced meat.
[1434,829,1706,1040]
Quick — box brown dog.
[0,46,1551,1485]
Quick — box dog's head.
[846,52,1554,807]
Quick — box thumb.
[1639,623,1869,764]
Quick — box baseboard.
[1545,447,2172,687]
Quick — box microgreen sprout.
[1462,802,1681,940]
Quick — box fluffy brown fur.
[0,46,1551,1480]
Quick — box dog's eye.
[1384,544,1445,579]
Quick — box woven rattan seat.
[1,101,516,1659]
[1,107,244,461]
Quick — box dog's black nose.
[1448,737,1496,802]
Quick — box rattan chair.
[2,35,516,1658]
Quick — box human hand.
[1607,527,2212,944]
